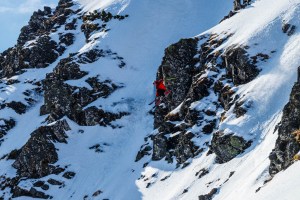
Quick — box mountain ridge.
[1,0,300,199]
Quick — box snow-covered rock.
[1,0,300,199]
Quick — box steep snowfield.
[1,0,300,199]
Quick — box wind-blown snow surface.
[1,0,300,199]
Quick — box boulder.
[269,82,300,176]
[12,120,70,178]
[211,131,251,163]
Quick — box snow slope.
[139,0,300,200]
[1,0,300,199]
[0,0,233,199]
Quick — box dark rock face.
[0,0,75,79]
[151,38,201,164]
[6,101,27,114]
[198,188,219,200]
[148,34,260,165]
[221,0,252,22]
[211,132,252,163]
[41,52,127,126]
[0,118,16,139]
[269,82,300,176]
[282,23,296,36]
[12,187,50,199]
[223,46,260,85]
[0,0,130,198]
[12,120,70,178]
[59,33,75,46]
[157,38,198,110]
[154,38,198,128]
[63,171,76,179]
[81,10,129,42]
[25,36,60,68]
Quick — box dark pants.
[156,89,165,97]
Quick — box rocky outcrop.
[41,50,128,126]
[12,186,50,199]
[0,118,16,139]
[221,0,252,22]
[282,22,296,36]
[148,34,260,165]
[157,39,198,110]
[211,132,252,163]
[269,80,300,176]
[198,188,219,200]
[12,120,70,178]
[0,0,75,78]
[81,10,128,41]
[223,46,260,85]
[154,38,198,128]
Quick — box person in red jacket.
[153,79,170,106]
[153,79,167,97]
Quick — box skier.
[153,79,170,106]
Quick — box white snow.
[2,0,300,199]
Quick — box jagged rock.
[282,23,296,36]
[173,132,199,163]
[63,171,76,179]
[202,121,217,134]
[25,36,60,67]
[217,85,235,111]
[12,120,70,178]
[157,38,198,110]
[211,131,252,163]
[42,60,125,125]
[65,18,77,30]
[41,184,50,191]
[221,0,252,22]
[269,82,300,176]
[223,46,260,85]
[154,38,198,128]
[0,0,75,79]
[52,57,88,80]
[47,178,63,185]
[152,131,199,164]
[233,0,242,11]
[195,168,209,179]
[181,77,214,122]
[0,118,16,138]
[233,101,247,118]
[0,47,29,78]
[7,149,21,160]
[59,33,75,46]
[81,10,128,41]
[81,23,101,41]
[150,35,260,165]
[78,106,128,126]
[41,74,76,119]
[12,187,50,199]
[135,145,152,162]
[33,181,45,187]
[198,188,219,200]
[152,134,168,161]
[77,49,104,64]
[92,190,102,197]
[6,101,27,114]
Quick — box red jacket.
[154,79,166,90]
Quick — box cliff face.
[1,0,300,199]
[269,80,300,176]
